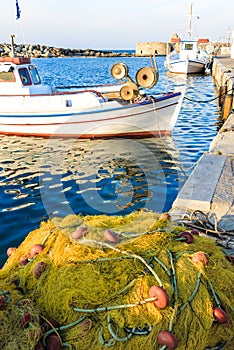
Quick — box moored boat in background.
[164,3,210,75]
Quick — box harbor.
[0,1,234,349]
[171,56,234,237]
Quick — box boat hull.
[165,59,206,74]
[0,92,183,138]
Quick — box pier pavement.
[171,57,234,236]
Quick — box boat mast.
[10,34,16,57]
[188,2,193,41]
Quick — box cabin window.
[183,43,193,50]
[29,65,41,85]
[0,71,15,82]
[18,68,32,85]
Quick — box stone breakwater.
[0,43,134,58]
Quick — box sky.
[0,0,233,50]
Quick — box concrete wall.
[231,30,234,59]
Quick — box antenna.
[188,2,193,41]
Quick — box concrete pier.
[171,57,234,233]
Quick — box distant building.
[136,42,167,56]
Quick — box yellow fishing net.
[0,210,233,350]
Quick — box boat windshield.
[18,68,32,86]
[29,65,41,85]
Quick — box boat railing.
[54,89,107,102]
[0,89,107,102]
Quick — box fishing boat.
[164,3,210,74]
[0,39,184,138]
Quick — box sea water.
[0,56,221,266]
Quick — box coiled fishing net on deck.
[0,210,233,350]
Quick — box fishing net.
[0,210,233,350]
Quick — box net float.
[190,229,200,235]
[159,213,171,221]
[157,330,179,349]
[20,253,30,266]
[149,286,169,308]
[0,295,7,310]
[104,229,122,244]
[178,231,194,244]
[41,318,60,332]
[30,244,45,258]
[71,226,88,240]
[20,312,32,328]
[191,251,209,265]
[213,307,230,324]
[46,334,62,350]
[33,261,47,279]
[7,247,16,257]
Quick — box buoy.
[34,261,47,279]
[7,247,16,257]
[20,253,30,265]
[159,212,171,221]
[178,231,194,244]
[46,334,62,350]
[191,251,209,265]
[104,229,122,244]
[190,229,200,235]
[149,286,169,308]
[71,226,88,240]
[0,295,7,310]
[20,312,32,328]
[157,330,179,349]
[30,244,45,258]
[41,318,60,332]
[213,307,230,324]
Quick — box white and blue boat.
[0,52,184,138]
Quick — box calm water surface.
[0,56,221,266]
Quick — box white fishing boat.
[164,3,210,74]
[0,40,184,138]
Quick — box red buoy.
[149,286,169,308]
[20,312,32,328]
[178,231,194,244]
[213,307,230,324]
[190,229,200,235]
[7,247,16,257]
[46,334,62,350]
[33,261,47,279]
[0,295,7,310]
[71,226,88,239]
[158,330,179,349]
[104,229,122,244]
[191,251,209,265]
[20,253,30,266]
[159,213,171,221]
[30,244,45,258]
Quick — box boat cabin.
[179,40,209,62]
[0,57,52,96]
[179,40,199,60]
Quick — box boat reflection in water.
[36,136,182,215]
[0,135,184,263]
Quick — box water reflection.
[0,136,182,216]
